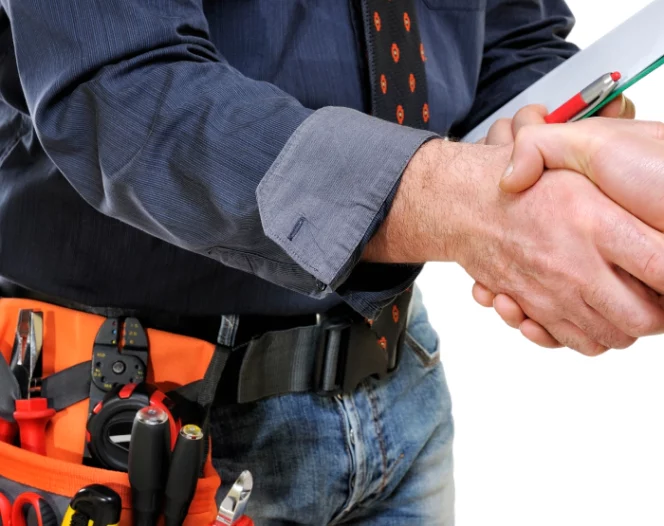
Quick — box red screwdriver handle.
[234,517,254,526]
[0,419,17,444]
[13,398,55,455]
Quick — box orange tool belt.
[0,298,252,526]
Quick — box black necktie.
[360,0,430,130]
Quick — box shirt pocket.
[422,0,486,10]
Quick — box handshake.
[364,95,664,356]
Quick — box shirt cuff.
[257,106,437,316]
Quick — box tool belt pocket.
[0,298,225,526]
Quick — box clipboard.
[462,0,664,142]
[584,54,664,118]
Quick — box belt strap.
[216,288,413,404]
[37,290,413,412]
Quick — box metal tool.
[1,491,59,526]
[6,310,55,455]
[60,485,121,526]
[10,310,42,399]
[88,317,149,410]
[0,353,21,443]
[86,382,180,472]
[213,471,253,526]
[128,406,171,526]
[163,425,205,526]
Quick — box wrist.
[364,138,513,264]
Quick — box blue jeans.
[210,290,454,525]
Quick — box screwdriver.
[128,406,171,526]
[163,425,205,526]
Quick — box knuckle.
[642,251,664,290]
[580,343,610,357]
[599,326,637,349]
[513,124,533,147]
[611,334,637,350]
[624,310,661,337]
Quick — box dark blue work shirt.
[0,0,577,318]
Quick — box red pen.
[545,71,621,124]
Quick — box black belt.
[0,279,412,403]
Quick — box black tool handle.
[128,406,171,526]
[65,484,122,526]
[164,425,205,526]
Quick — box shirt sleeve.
[452,0,580,137]
[2,0,435,318]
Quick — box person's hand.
[473,96,644,349]
[366,130,664,356]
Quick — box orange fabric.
[0,298,221,526]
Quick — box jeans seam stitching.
[405,331,440,368]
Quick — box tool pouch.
[0,298,244,526]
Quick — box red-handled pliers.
[0,492,59,526]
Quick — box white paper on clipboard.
[462,0,664,143]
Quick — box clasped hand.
[473,97,664,355]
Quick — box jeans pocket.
[422,0,486,10]
[404,287,440,369]
[404,329,440,369]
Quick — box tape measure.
[86,383,181,472]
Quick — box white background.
[418,1,664,525]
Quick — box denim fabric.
[0,1,578,318]
[210,289,454,525]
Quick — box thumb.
[499,118,664,193]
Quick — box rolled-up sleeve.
[3,0,435,318]
[257,107,434,293]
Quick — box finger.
[472,282,496,307]
[571,294,637,349]
[493,294,526,328]
[511,104,549,136]
[519,319,563,348]
[624,97,636,119]
[597,206,664,299]
[583,132,664,232]
[544,320,610,357]
[583,252,664,338]
[485,118,515,145]
[499,118,664,193]
[598,95,636,120]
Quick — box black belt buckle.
[314,313,394,396]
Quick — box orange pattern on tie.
[392,305,400,323]
[391,43,400,63]
[373,11,381,32]
[377,337,388,350]
[364,0,429,129]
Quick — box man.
[2,1,664,524]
